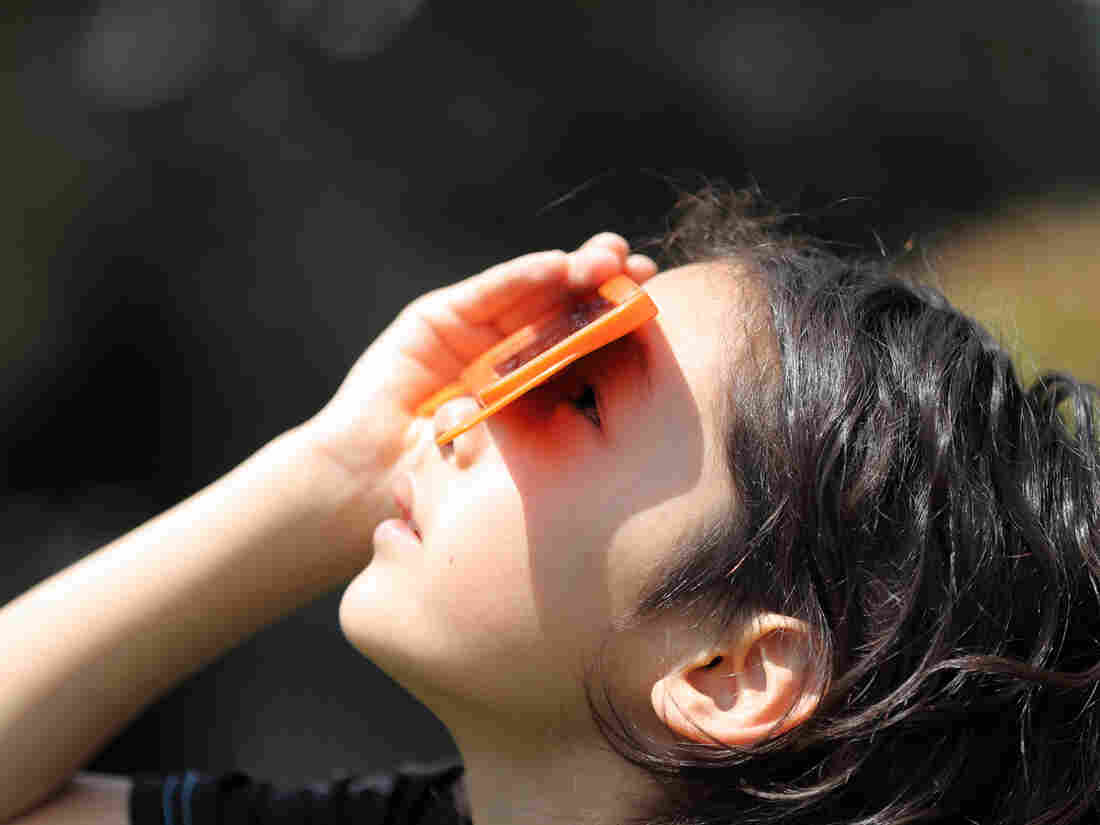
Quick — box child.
[2,188,1098,825]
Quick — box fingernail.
[433,395,480,439]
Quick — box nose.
[432,394,487,467]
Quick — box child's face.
[340,262,747,737]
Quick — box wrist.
[270,419,402,570]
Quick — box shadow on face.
[486,263,733,692]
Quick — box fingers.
[578,231,630,259]
[494,239,635,334]
[361,233,654,422]
[486,236,657,334]
[566,242,624,291]
[626,253,658,283]
[572,232,658,285]
[422,234,657,340]
[439,249,571,327]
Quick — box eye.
[569,382,602,428]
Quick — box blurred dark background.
[4,0,1100,784]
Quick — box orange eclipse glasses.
[415,274,658,446]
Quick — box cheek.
[430,472,609,656]
[339,478,542,705]
[429,480,538,635]
[340,460,621,714]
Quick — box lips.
[392,471,421,539]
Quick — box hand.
[305,234,656,517]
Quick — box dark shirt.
[129,761,471,825]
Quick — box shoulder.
[129,760,467,825]
[8,774,131,825]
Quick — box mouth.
[392,472,422,540]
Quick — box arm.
[0,427,379,823]
[0,235,653,824]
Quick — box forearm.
[0,426,385,822]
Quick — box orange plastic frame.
[415,274,658,446]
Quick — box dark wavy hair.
[589,187,1100,825]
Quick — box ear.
[650,614,819,747]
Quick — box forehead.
[635,260,763,486]
[644,261,745,338]
[640,261,756,425]
[598,261,755,617]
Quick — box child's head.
[339,253,751,726]
[341,187,1100,824]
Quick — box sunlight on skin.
[339,261,755,825]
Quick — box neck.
[445,705,658,825]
